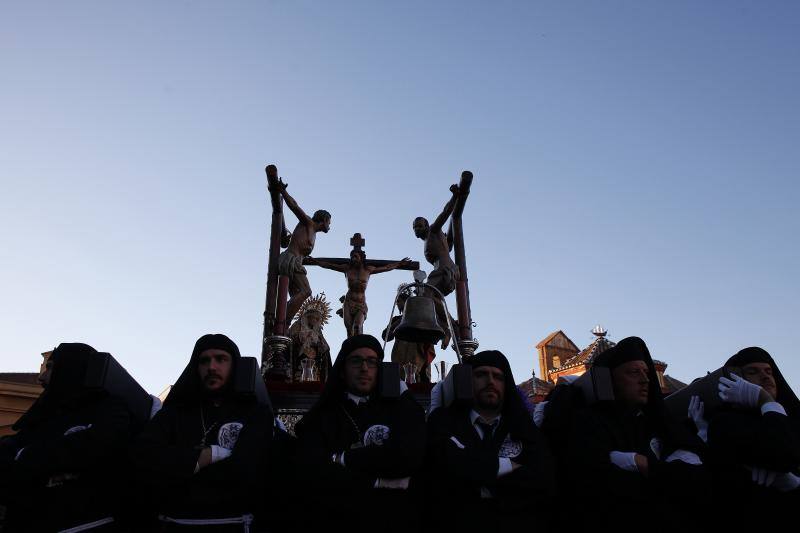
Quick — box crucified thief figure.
[413,183,461,348]
[273,179,331,326]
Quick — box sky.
[1,1,798,396]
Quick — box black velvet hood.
[593,336,664,413]
[593,336,700,451]
[163,334,242,408]
[467,349,533,440]
[725,346,800,418]
[13,342,99,431]
[300,334,386,424]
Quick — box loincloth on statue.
[277,251,307,276]
[427,264,459,296]
[343,297,368,316]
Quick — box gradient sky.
[2,1,798,396]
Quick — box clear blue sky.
[2,1,798,396]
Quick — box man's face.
[612,360,650,407]
[320,217,331,233]
[742,362,777,399]
[343,347,379,396]
[413,218,429,239]
[37,356,53,388]
[350,251,363,265]
[197,349,233,393]
[472,365,505,412]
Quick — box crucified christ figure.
[310,245,412,337]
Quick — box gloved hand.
[210,445,232,464]
[687,395,709,443]
[375,477,410,490]
[772,472,800,492]
[718,373,762,408]
[751,467,777,487]
[749,467,800,492]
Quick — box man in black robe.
[0,343,134,532]
[425,350,555,532]
[294,334,426,533]
[131,334,273,531]
[568,336,709,533]
[699,347,800,526]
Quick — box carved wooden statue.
[307,233,417,337]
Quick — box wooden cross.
[304,233,419,270]
[350,233,366,253]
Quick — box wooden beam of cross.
[304,232,419,270]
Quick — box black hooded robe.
[424,350,555,532]
[130,334,273,530]
[706,347,800,527]
[293,334,427,533]
[567,337,710,533]
[0,343,134,532]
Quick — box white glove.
[750,467,777,488]
[718,373,762,408]
[375,477,410,490]
[210,445,232,464]
[428,381,443,415]
[687,395,709,443]
[772,472,800,492]
[609,451,639,472]
[532,401,548,428]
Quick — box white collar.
[469,409,501,426]
[346,392,369,405]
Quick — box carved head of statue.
[313,210,332,233]
[413,217,429,239]
[350,250,366,265]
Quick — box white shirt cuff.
[665,449,702,465]
[532,401,548,428]
[210,445,232,463]
[761,402,787,416]
[609,451,639,472]
[497,457,513,477]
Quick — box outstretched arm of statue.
[430,184,460,233]
[278,185,312,224]
[307,258,349,273]
[370,257,412,274]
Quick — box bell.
[394,295,445,344]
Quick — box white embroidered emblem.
[218,422,244,449]
[63,424,92,435]
[363,424,391,447]
[498,434,522,458]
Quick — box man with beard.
[692,347,800,526]
[425,350,555,531]
[569,337,709,533]
[294,334,426,533]
[131,334,273,531]
[0,343,135,532]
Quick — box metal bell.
[394,295,445,344]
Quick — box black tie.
[476,421,497,449]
